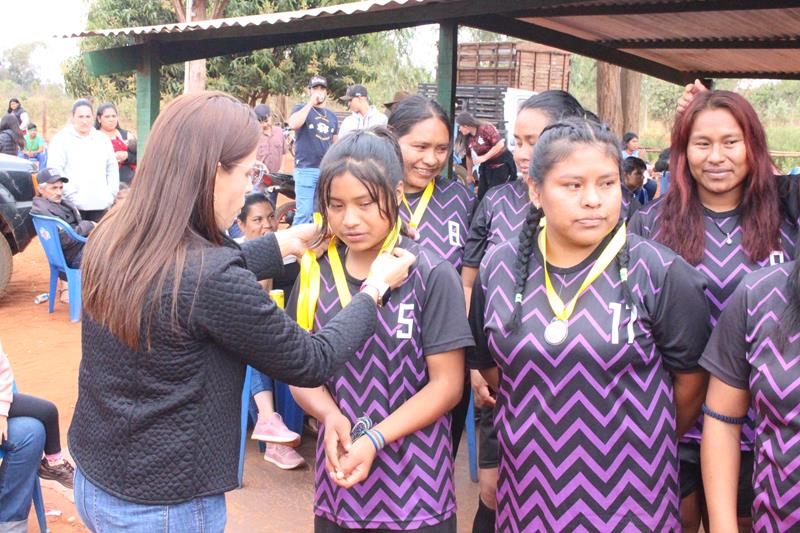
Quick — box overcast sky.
[2,0,438,86]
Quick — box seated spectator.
[31,168,95,270]
[0,113,24,157]
[621,131,647,160]
[236,193,305,470]
[22,123,47,169]
[655,148,670,196]
[1,339,75,494]
[623,156,653,205]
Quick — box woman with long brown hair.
[629,90,798,532]
[68,91,415,532]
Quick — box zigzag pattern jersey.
[464,181,642,269]
[463,180,529,268]
[468,232,711,532]
[289,239,474,530]
[400,176,475,272]
[628,198,798,447]
[700,263,800,531]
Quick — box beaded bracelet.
[364,430,383,452]
[373,429,386,449]
[702,404,748,425]
[350,415,373,442]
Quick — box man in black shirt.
[30,168,95,268]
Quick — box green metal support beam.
[436,21,458,180]
[135,43,160,155]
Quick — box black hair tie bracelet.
[702,404,748,425]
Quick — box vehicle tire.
[275,201,296,227]
[0,237,12,300]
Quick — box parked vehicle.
[0,154,37,298]
[263,172,296,227]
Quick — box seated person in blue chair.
[235,193,305,470]
[623,156,654,206]
[1,339,75,531]
[31,168,96,304]
[21,123,47,170]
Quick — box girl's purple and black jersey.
[700,263,800,531]
[463,179,529,269]
[468,232,710,532]
[401,176,475,272]
[628,197,797,447]
[289,239,474,530]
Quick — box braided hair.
[506,118,637,331]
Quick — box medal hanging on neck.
[296,215,401,330]
[710,217,733,245]
[401,179,435,229]
[538,221,628,346]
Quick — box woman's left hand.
[332,436,378,489]
[275,223,323,258]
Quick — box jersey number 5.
[396,303,415,339]
[608,302,638,345]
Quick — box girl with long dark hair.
[469,118,710,531]
[290,127,473,532]
[628,90,798,532]
[7,98,29,131]
[68,92,415,532]
[0,113,24,156]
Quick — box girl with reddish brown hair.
[629,89,799,532]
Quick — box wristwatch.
[360,280,390,307]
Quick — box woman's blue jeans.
[74,468,226,533]
[0,417,46,530]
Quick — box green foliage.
[0,43,44,90]
[567,55,596,112]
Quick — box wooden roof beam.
[601,37,800,49]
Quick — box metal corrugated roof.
[63,0,438,38]
[69,0,800,83]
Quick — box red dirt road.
[1,242,479,532]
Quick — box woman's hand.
[471,369,496,408]
[322,412,352,481]
[275,223,323,258]
[333,436,378,489]
[677,79,708,115]
[365,248,416,290]
[115,150,129,163]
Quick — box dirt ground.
[1,243,479,532]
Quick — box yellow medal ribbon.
[296,214,401,330]
[401,178,436,229]
[538,220,627,322]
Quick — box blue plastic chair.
[0,383,49,532]
[31,214,87,323]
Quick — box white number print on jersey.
[396,303,415,339]
[608,302,638,345]
[448,220,461,247]
[770,251,786,266]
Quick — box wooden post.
[436,21,458,179]
[136,43,161,156]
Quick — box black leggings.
[7,393,62,455]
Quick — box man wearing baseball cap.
[286,75,339,225]
[339,84,387,138]
[30,168,95,269]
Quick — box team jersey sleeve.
[626,208,648,238]
[699,283,751,390]
[467,272,495,369]
[463,195,491,268]
[650,257,711,372]
[421,261,475,356]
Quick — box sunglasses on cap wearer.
[228,161,269,186]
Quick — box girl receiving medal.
[468,118,711,531]
[289,127,474,533]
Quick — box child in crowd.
[22,123,47,169]
[237,193,305,470]
[290,127,473,532]
[1,340,75,488]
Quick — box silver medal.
[544,319,569,346]
[725,234,732,245]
